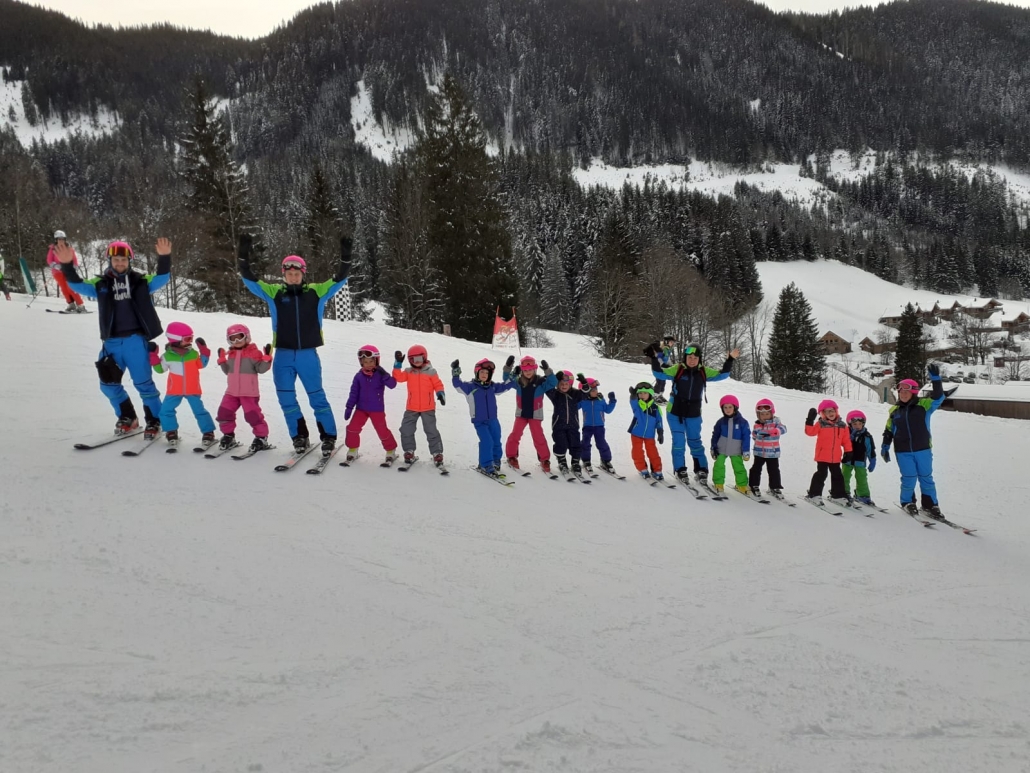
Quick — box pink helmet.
[520,355,537,370]
[897,378,920,392]
[475,358,496,379]
[720,394,740,409]
[358,344,380,363]
[106,240,134,260]
[818,399,839,413]
[846,410,867,423]
[559,369,574,384]
[585,377,600,389]
[281,255,307,273]
[166,321,194,343]
[226,323,251,345]
[755,398,775,413]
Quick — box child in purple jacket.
[343,345,398,464]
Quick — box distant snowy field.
[3,276,1030,773]
[0,74,119,146]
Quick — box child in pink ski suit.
[215,323,272,452]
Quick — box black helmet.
[683,343,702,362]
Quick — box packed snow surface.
[2,281,1029,773]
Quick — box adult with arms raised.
[238,234,351,458]
[55,238,170,439]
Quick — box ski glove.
[505,355,515,368]
[880,445,891,463]
[217,347,227,364]
[436,391,446,406]
[237,233,253,260]
[629,386,636,397]
[743,453,750,462]
[394,350,405,364]
[576,372,587,385]
[540,360,549,370]
[147,341,158,353]
[710,449,718,460]
[927,363,941,379]
[513,366,521,377]
[657,428,664,444]
[868,456,877,473]
[195,337,206,348]
[607,392,616,401]
[344,405,354,421]
[264,344,273,356]
[451,359,460,377]
[842,451,854,465]
[806,408,818,425]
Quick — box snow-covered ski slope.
[2,289,1030,773]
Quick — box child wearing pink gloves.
[215,323,273,453]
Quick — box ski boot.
[571,458,582,474]
[344,447,360,463]
[653,471,665,482]
[856,495,875,506]
[713,483,725,493]
[696,469,709,486]
[507,456,520,471]
[219,433,236,450]
[165,430,179,445]
[639,470,652,481]
[65,302,77,312]
[675,467,691,484]
[76,304,88,313]
[806,494,825,506]
[433,453,445,469]
[320,435,337,457]
[540,459,551,474]
[902,501,919,516]
[403,451,416,464]
[557,455,570,475]
[143,419,161,440]
[384,449,396,465]
[250,437,270,453]
[654,395,668,406]
[750,485,763,497]
[582,461,594,475]
[201,431,216,445]
[292,435,310,453]
[922,504,945,521]
[827,495,852,508]
[736,485,750,495]
[600,461,616,474]
[114,416,139,436]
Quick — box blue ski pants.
[273,348,336,438]
[98,335,162,420]
[896,449,938,506]
[581,425,612,463]
[474,419,503,470]
[668,414,707,472]
[160,394,215,434]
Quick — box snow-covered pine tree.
[894,303,927,384]
[765,282,825,391]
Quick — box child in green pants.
[843,409,878,505]
[709,395,751,494]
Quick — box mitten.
[710,449,718,460]
[657,428,664,445]
[540,359,549,370]
[607,392,616,401]
[868,456,877,473]
[147,341,158,353]
[197,340,210,358]
[344,405,354,421]
[217,347,227,365]
[576,372,587,385]
[436,391,446,406]
[927,362,941,379]
[238,233,253,260]
[513,366,521,377]
[505,355,515,368]
[149,349,161,367]
[806,408,818,425]
[842,451,853,465]
[263,344,273,358]
[743,453,751,462]
[451,359,461,377]
[629,386,636,397]
[880,445,891,463]
[394,350,405,367]
[375,365,388,376]
[195,337,206,348]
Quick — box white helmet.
[54,230,66,240]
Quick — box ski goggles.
[357,350,377,359]
[281,259,306,272]
[172,335,194,346]
[683,346,700,357]
[107,244,132,258]
[228,332,248,343]
[849,418,866,424]
[756,405,773,412]
[410,355,425,366]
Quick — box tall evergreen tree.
[179,78,258,312]
[416,73,518,342]
[765,282,825,391]
[303,164,341,283]
[894,303,927,384]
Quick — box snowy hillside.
[0,74,119,147]
[3,292,1030,773]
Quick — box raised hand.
[505,355,515,369]
[394,350,405,365]
[806,407,818,424]
[155,237,172,256]
[238,234,253,259]
[54,242,76,264]
[728,348,741,359]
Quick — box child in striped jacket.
[748,398,787,496]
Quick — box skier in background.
[55,238,169,438]
[46,230,87,312]
[239,234,350,457]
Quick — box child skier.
[238,234,350,457]
[343,345,398,464]
[748,398,787,497]
[149,322,216,446]
[393,344,446,468]
[709,395,751,494]
[503,355,558,473]
[628,382,665,481]
[215,323,273,453]
[654,344,739,486]
[451,358,516,475]
[644,335,677,405]
[804,399,853,506]
[575,373,618,475]
[880,365,946,519]
[843,410,877,505]
[546,370,587,477]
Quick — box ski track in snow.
[2,292,1030,773]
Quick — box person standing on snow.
[880,365,946,519]
[502,355,558,474]
[451,357,516,476]
[842,410,878,506]
[238,234,350,457]
[342,345,398,465]
[546,369,588,477]
[393,344,447,468]
[215,323,274,454]
[804,399,852,507]
[55,238,170,438]
[575,374,618,476]
[653,343,739,487]
[46,230,87,312]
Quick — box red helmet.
[407,344,428,365]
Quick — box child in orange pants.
[628,382,665,482]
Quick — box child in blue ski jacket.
[843,409,878,505]
[881,365,946,518]
[576,372,617,475]
[709,394,751,494]
[451,358,516,474]
[628,382,665,481]
[239,234,350,457]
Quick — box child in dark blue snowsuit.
[575,373,617,474]
[546,370,587,475]
[239,235,350,455]
[450,358,516,474]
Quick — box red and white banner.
[491,308,520,351]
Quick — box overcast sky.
[27,0,1030,40]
